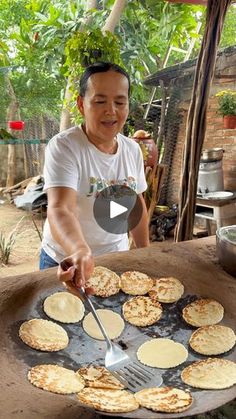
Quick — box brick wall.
[168,95,236,204]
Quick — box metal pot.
[201,148,224,162]
[216,225,236,278]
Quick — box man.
[40,62,149,295]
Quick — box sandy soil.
[0,200,43,278]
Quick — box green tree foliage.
[220,4,236,48]
[117,0,204,102]
[0,0,235,127]
[65,29,122,75]
[0,0,65,123]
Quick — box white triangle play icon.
[110,201,128,219]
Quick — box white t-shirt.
[42,125,147,262]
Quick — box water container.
[197,159,224,194]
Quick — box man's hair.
[79,62,131,97]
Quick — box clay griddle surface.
[0,237,236,418]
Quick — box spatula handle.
[80,287,113,349]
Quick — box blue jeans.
[39,248,59,270]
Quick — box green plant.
[216,90,236,116]
[0,231,17,265]
[65,28,122,78]
[0,216,25,265]
[64,28,123,122]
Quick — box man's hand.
[57,248,94,297]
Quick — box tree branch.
[102,0,126,33]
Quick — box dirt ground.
[0,198,206,279]
[0,199,43,278]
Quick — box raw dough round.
[83,309,125,340]
[44,291,85,323]
[137,338,188,368]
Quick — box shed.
[144,46,236,204]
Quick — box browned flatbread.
[28,364,85,394]
[86,266,120,297]
[182,298,224,327]
[135,387,193,413]
[19,318,69,351]
[149,277,184,303]
[77,388,139,413]
[181,358,236,389]
[77,366,124,389]
[189,325,236,355]
[120,271,154,295]
[122,296,162,326]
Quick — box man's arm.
[129,194,150,248]
[47,187,94,292]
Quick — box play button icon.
[110,201,127,219]
[93,185,143,235]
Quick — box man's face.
[77,70,129,144]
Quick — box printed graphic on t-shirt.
[87,177,137,197]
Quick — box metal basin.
[216,225,236,277]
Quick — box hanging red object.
[8,120,25,130]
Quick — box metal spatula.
[79,286,163,392]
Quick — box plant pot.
[133,138,158,167]
[223,115,236,129]
[132,130,158,168]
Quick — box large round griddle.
[0,236,235,419]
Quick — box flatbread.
[189,325,236,355]
[122,296,162,326]
[43,291,85,323]
[82,309,125,340]
[19,319,69,351]
[149,277,184,303]
[120,271,154,295]
[77,365,124,389]
[85,266,120,297]
[181,358,236,389]
[182,298,224,327]
[77,388,139,413]
[134,387,193,413]
[137,338,188,368]
[28,364,85,394]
